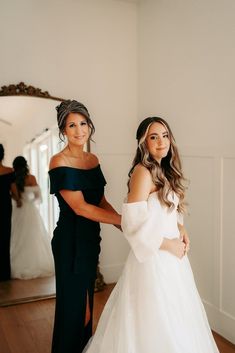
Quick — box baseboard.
[204,300,235,344]
[212,330,235,348]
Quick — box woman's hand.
[160,238,186,259]
[178,225,190,254]
[169,238,186,258]
[114,224,122,231]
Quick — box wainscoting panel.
[181,154,235,343]
[221,158,235,318]
[182,155,218,304]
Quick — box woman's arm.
[99,196,118,213]
[99,196,122,230]
[60,189,121,225]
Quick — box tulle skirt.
[84,250,219,353]
[10,202,54,279]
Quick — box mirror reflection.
[0,88,63,304]
[10,155,54,280]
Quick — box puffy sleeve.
[33,185,42,204]
[121,201,164,263]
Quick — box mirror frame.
[0,82,92,151]
[0,81,65,102]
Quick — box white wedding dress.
[84,192,219,353]
[10,185,54,279]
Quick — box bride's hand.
[169,238,186,259]
[160,238,186,259]
[179,226,190,253]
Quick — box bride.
[84,117,220,353]
[10,156,54,279]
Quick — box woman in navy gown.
[0,144,19,281]
[49,100,121,353]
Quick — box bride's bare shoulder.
[128,164,153,202]
[131,164,152,180]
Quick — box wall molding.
[182,154,235,344]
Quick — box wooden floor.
[0,276,55,307]
[0,283,234,353]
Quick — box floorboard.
[0,283,234,353]
[0,276,55,307]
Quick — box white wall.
[2,0,234,342]
[0,0,138,281]
[138,0,235,343]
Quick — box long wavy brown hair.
[13,156,29,198]
[128,117,187,213]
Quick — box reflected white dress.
[10,185,54,279]
[84,192,219,353]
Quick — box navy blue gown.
[49,165,106,353]
[0,171,15,281]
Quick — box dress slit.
[85,291,91,327]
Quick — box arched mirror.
[0,82,105,306]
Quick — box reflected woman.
[49,100,121,353]
[10,156,54,279]
[0,144,19,281]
